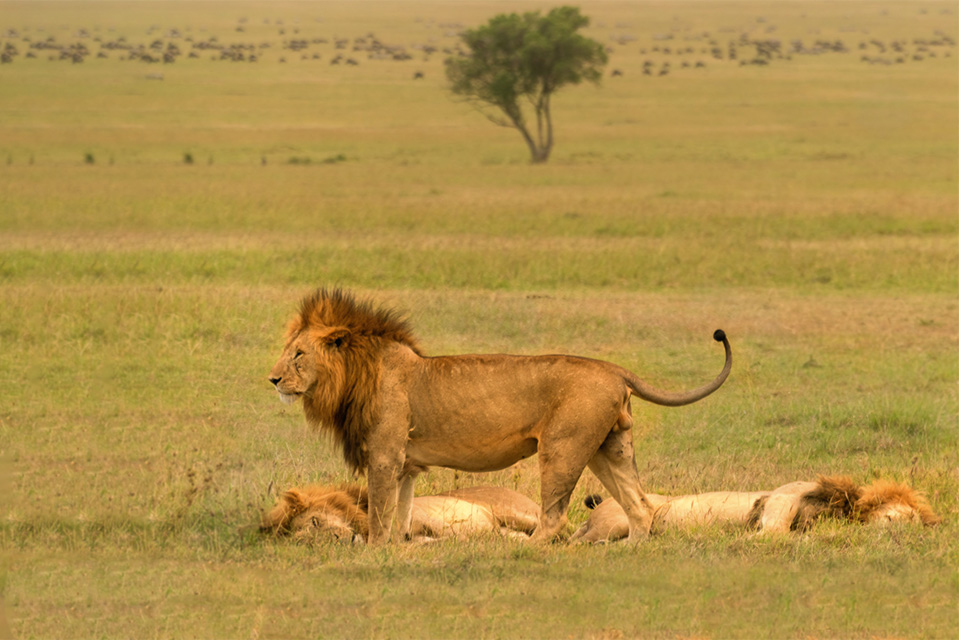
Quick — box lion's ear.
[317,326,350,349]
[282,489,308,512]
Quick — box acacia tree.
[445,6,607,163]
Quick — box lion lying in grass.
[261,484,541,543]
[571,475,939,543]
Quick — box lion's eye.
[294,350,304,359]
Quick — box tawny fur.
[437,486,541,534]
[260,484,369,542]
[856,479,940,526]
[261,484,541,542]
[570,491,768,542]
[269,288,732,544]
[572,475,938,543]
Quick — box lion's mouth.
[277,391,301,405]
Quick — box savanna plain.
[0,1,957,638]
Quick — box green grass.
[1,0,957,638]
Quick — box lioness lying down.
[571,475,939,543]
[262,484,541,542]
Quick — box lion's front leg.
[395,472,419,540]
[757,493,801,534]
[367,455,403,545]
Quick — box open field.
[1,0,957,638]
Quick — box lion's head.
[856,479,940,526]
[261,484,370,543]
[752,475,941,531]
[268,288,421,473]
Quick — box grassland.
[1,0,957,638]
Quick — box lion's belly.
[404,433,539,472]
[400,353,624,472]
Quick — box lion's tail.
[624,330,732,407]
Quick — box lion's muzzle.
[269,376,300,405]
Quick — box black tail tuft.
[713,329,727,342]
[584,494,604,510]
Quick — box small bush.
[286,154,346,165]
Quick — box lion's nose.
[269,376,281,387]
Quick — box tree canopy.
[445,6,608,163]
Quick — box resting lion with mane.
[261,484,540,542]
[571,475,939,543]
[268,288,732,544]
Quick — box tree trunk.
[512,117,549,163]
[528,93,553,163]
[530,146,550,163]
[541,94,554,161]
[503,98,553,163]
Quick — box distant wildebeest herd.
[1,17,954,75]
[0,23,462,70]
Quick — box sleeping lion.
[261,484,541,543]
[571,475,939,543]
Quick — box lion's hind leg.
[586,429,654,541]
[530,465,583,543]
[531,429,611,543]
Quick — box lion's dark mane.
[296,288,421,473]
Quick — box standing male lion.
[268,288,732,544]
